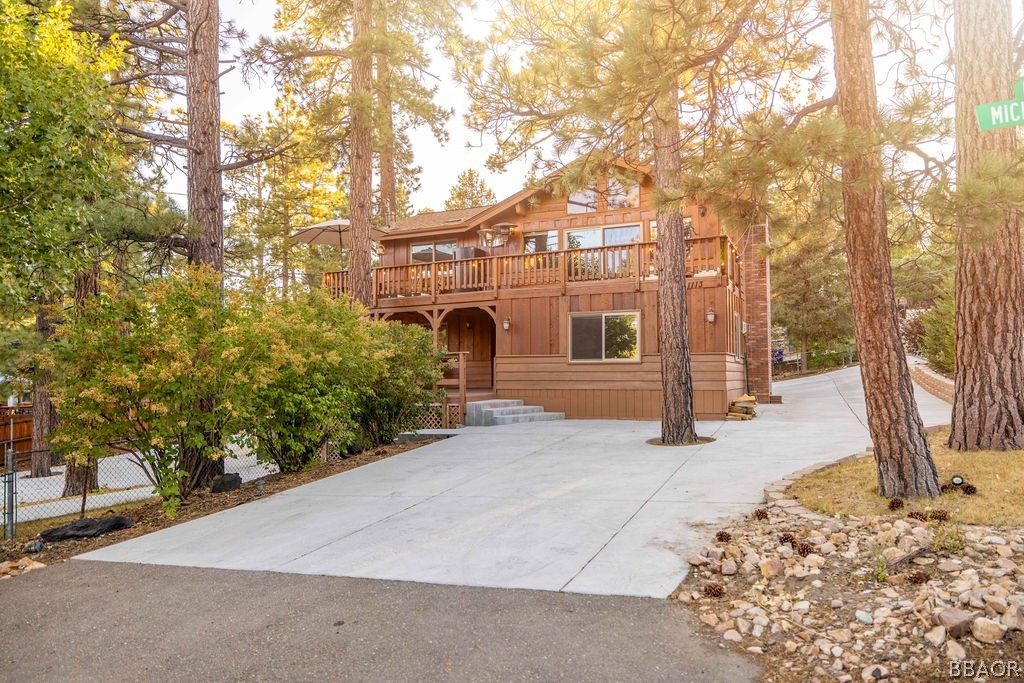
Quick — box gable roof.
[383,160,653,240]
[386,206,492,237]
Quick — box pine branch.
[220,143,299,172]
[115,124,193,151]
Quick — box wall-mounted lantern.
[502,316,511,332]
[706,308,716,324]
[479,223,515,248]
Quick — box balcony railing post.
[431,262,437,302]
[634,243,642,291]
[493,256,500,295]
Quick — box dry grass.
[788,428,1024,527]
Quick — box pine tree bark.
[179,0,226,491]
[62,264,101,497]
[185,0,224,272]
[375,10,397,225]
[348,0,374,308]
[653,88,698,445]
[832,0,939,497]
[949,0,1024,450]
[30,297,57,478]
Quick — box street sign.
[976,79,1024,131]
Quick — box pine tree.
[949,0,1024,450]
[461,0,821,443]
[444,170,497,210]
[832,0,939,497]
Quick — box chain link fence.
[1,443,277,538]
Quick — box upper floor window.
[606,178,640,209]
[569,312,640,362]
[411,240,457,263]
[566,224,641,249]
[523,230,559,253]
[567,184,599,213]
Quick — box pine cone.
[796,542,815,557]
[888,498,905,511]
[754,508,769,521]
[962,483,977,496]
[779,532,797,546]
[929,509,950,522]
[907,511,927,522]
[940,483,955,494]
[703,582,725,598]
[716,530,732,543]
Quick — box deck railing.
[323,236,742,301]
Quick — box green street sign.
[976,79,1024,131]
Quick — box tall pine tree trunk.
[185,0,224,272]
[949,0,1024,451]
[62,263,100,498]
[181,0,226,490]
[30,297,57,478]
[653,88,698,445]
[833,0,939,497]
[348,0,374,307]
[376,22,397,225]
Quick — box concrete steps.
[465,399,565,427]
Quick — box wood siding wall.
[494,352,746,420]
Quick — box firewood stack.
[727,394,758,421]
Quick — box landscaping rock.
[40,516,134,542]
[861,664,889,681]
[934,608,974,638]
[759,558,783,579]
[210,473,242,493]
[1002,605,1024,631]
[970,617,1006,643]
[924,626,945,647]
[945,639,966,661]
[723,629,742,642]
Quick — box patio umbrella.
[290,218,389,249]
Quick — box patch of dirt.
[0,439,436,569]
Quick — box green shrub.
[239,290,374,473]
[47,268,449,512]
[919,275,955,374]
[351,321,445,446]
[46,267,271,513]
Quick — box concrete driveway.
[79,365,952,598]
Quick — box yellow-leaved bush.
[46,267,444,515]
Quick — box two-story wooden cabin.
[324,170,773,420]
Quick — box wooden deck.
[323,236,742,304]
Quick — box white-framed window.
[410,240,457,263]
[523,229,559,253]
[569,312,640,362]
[565,223,641,250]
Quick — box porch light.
[502,316,511,331]
[706,308,716,324]
[479,223,515,248]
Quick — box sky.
[215,0,529,214]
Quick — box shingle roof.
[386,205,493,236]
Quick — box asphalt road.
[0,560,758,682]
